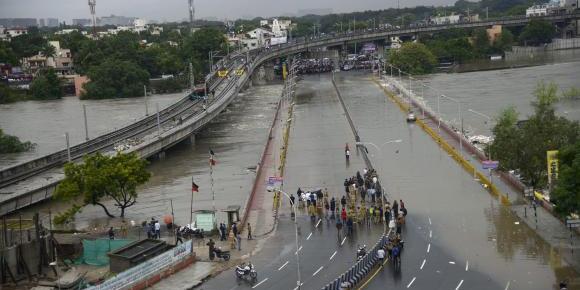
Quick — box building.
[55,29,79,35]
[21,41,74,76]
[98,15,135,26]
[260,20,269,27]
[0,18,37,28]
[6,28,28,38]
[431,14,461,25]
[39,19,45,27]
[150,26,163,35]
[133,18,147,32]
[526,3,560,17]
[487,25,503,44]
[47,18,59,27]
[72,19,91,26]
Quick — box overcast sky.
[0,0,456,23]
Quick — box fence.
[320,235,389,290]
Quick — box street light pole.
[438,95,463,156]
[83,104,89,141]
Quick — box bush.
[0,129,35,153]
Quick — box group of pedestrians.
[144,218,161,239]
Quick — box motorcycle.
[211,247,231,261]
[356,245,367,261]
[235,263,258,282]
[178,225,204,239]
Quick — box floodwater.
[9,84,283,230]
[335,72,578,289]
[0,93,183,168]
[415,53,580,137]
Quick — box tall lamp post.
[467,109,493,161]
[267,187,301,289]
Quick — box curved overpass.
[1,11,579,216]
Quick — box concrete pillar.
[189,134,196,145]
[158,151,166,160]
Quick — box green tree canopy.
[0,128,34,153]
[388,42,437,75]
[30,68,63,100]
[519,19,556,46]
[82,59,149,99]
[552,142,580,218]
[9,28,49,59]
[54,152,151,218]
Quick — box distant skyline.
[0,0,456,23]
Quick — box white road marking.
[295,246,303,255]
[429,230,432,238]
[293,283,304,290]
[306,232,312,240]
[315,219,322,228]
[449,261,456,264]
[312,266,324,276]
[329,251,337,260]
[278,261,289,271]
[341,237,347,245]
[407,277,416,288]
[427,243,431,253]
[465,260,469,271]
[504,281,511,290]
[252,278,269,288]
[428,217,432,225]
[455,279,464,290]
[420,259,426,270]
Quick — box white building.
[431,14,461,25]
[259,20,269,27]
[6,28,27,38]
[134,18,147,32]
[526,3,560,17]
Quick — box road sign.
[217,70,228,77]
[566,219,580,228]
[266,176,283,188]
[482,160,499,169]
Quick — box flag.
[209,148,217,166]
[192,178,199,192]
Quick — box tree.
[0,42,19,65]
[552,142,580,218]
[493,30,514,52]
[0,128,34,153]
[30,68,63,100]
[54,152,151,218]
[472,28,491,56]
[489,106,520,171]
[83,59,149,99]
[9,28,48,58]
[519,19,556,46]
[388,42,437,75]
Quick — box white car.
[406,112,417,122]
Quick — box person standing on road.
[247,223,253,240]
[290,193,295,207]
[108,227,115,240]
[330,197,336,215]
[341,207,347,224]
[236,233,242,251]
[341,195,347,209]
[336,218,343,240]
[207,239,216,260]
[377,248,386,265]
[154,220,161,239]
[232,222,238,237]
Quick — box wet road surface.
[334,71,579,290]
[199,74,387,290]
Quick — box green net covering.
[81,239,133,266]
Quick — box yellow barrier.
[373,79,510,206]
[278,103,294,177]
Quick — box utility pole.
[144,85,149,116]
[156,103,161,138]
[189,62,194,91]
[88,0,97,38]
[65,132,71,162]
[83,104,89,140]
[188,0,195,31]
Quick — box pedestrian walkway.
[380,77,580,273]
[148,262,214,290]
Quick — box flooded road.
[335,72,578,289]
[10,84,283,230]
[0,93,183,168]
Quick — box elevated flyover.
[1,11,579,216]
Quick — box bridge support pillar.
[189,134,196,145]
[158,151,166,160]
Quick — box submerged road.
[334,72,578,290]
[200,74,386,290]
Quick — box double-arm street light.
[267,187,302,289]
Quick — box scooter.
[211,247,231,261]
[235,263,257,282]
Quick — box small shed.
[222,205,241,229]
[108,239,169,273]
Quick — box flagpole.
[190,176,194,225]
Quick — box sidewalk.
[379,77,580,273]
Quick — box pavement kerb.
[373,79,511,206]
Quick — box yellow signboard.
[282,63,288,80]
[547,150,559,185]
[235,69,244,76]
[217,70,228,77]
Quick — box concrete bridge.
[1,11,579,216]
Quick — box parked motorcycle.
[235,262,257,282]
[211,247,231,261]
[356,245,367,261]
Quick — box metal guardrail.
[321,235,389,290]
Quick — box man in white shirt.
[377,248,386,264]
[154,221,161,239]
